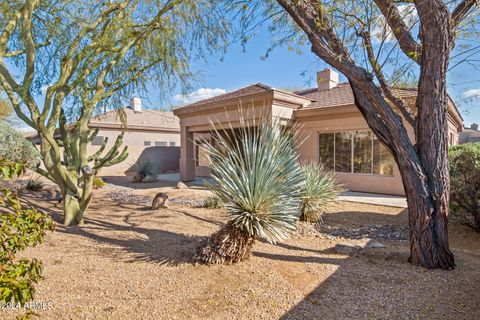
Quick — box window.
[353,131,372,173]
[373,135,394,175]
[334,132,352,173]
[144,141,151,146]
[91,136,104,146]
[318,133,334,171]
[318,130,394,176]
[169,141,176,147]
[155,141,167,147]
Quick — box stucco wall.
[296,110,460,196]
[88,129,180,176]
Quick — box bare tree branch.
[452,0,479,30]
[373,0,422,63]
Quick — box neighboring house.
[173,69,463,196]
[459,123,480,144]
[29,97,181,176]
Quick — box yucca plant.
[25,178,45,192]
[300,163,342,223]
[195,115,304,264]
[132,159,158,183]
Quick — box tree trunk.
[401,167,455,269]
[410,1,455,269]
[349,82,455,269]
[63,192,84,226]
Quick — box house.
[29,97,181,175]
[459,123,480,144]
[173,69,463,196]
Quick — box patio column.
[180,125,195,181]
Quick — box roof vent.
[317,68,339,91]
[130,97,142,113]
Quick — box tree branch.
[373,0,422,63]
[359,29,416,127]
[451,0,478,30]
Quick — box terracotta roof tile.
[90,107,179,130]
[295,83,417,109]
[178,84,272,108]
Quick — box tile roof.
[180,83,272,108]
[90,107,179,130]
[459,128,480,144]
[295,83,417,109]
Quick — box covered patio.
[172,84,313,182]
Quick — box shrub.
[132,159,158,183]
[0,121,40,168]
[195,115,303,264]
[25,178,45,192]
[201,196,222,209]
[300,163,342,223]
[93,176,106,189]
[0,159,55,307]
[449,142,480,231]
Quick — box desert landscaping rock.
[366,240,386,249]
[320,224,408,240]
[176,181,188,189]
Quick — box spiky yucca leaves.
[300,163,342,223]
[132,160,158,183]
[195,116,303,264]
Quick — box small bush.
[93,176,106,189]
[449,143,480,231]
[25,178,44,192]
[0,121,40,168]
[0,159,55,307]
[132,159,158,183]
[299,163,342,223]
[201,196,221,209]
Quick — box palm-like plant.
[300,163,342,223]
[195,115,304,264]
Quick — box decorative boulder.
[151,192,169,209]
[176,181,188,189]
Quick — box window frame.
[317,129,394,177]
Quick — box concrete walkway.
[158,173,214,185]
[338,191,407,208]
[158,173,408,208]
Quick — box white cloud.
[174,88,226,105]
[464,89,480,98]
[372,4,418,43]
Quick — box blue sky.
[141,27,480,128]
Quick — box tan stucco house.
[173,69,463,196]
[29,97,181,175]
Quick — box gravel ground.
[4,183,480,320]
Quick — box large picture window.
[318,131,394,176]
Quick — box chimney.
[471,123,478,131]
[130,97,142,113]
[317,68,339,91]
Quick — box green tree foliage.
[0,0,227,226]
[0,159,55,306]
[449,143,480,231]
[300,163,342,223]
[0,121,40,168]
[195,115,303,264]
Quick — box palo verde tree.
[0,1,226,226]
[234,0,480,269]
